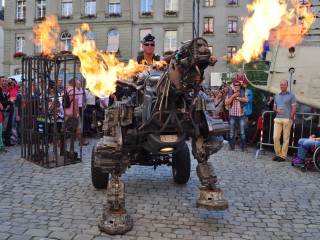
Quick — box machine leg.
[195,161,228,210]
[98,176,133,235]
[193,137,228,210]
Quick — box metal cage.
[20,54,85,167]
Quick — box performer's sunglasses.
[234,84,240,86]
[143,43,155,47]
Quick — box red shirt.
[0,111,3,123]
[8,84,20,101]
[232,75,247,87]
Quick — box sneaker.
[0,147,7,153]
[228,147,235,151]
[5,143,16,147]
[292,157,304,165]
[277,157,286,162]
[273,156,280,161]
[242,148,248,153]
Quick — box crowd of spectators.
[1,69,319,160]
[0,75,113,153]
[0,76,21,152]
[202,68,254,153]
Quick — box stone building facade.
[3,0,193,76]
[195,0,252,80]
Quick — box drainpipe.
[288,67,295,92]
[197,0,200,37]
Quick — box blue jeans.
[297,138,320,160]
[229,115,246,149]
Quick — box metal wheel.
[313,146,320,171]
[300,166,307,172]
[91,144,109,189]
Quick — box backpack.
[63,89,74,108]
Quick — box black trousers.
[4,108,14,144]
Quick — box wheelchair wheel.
[313,146,320,171]
[300,166,307,172]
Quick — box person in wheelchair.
[292,134,320,164]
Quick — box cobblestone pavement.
[0,141,320,240]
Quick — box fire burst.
[231,0,315,64]
[32,15,60,58]
[32,16,147,97]
[72,24,147,97]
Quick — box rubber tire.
[172,143,191,184]
[91,145,109,189]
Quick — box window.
[16,0,26,20]
[204,0,214,7]
[228,16,237,33]
[299,0,309,5]
[35,34,43,54]
[15,68,22,75]
[164,29,177,52]
[228,0,238,5]
[60,32,72,51]
[165,0,178,11]
[208,46,213,54]
[139,29,152,49]
[59,68,70,74]
[35,0,46,19]
[227,46,237,59]
[15,34,25,53]
[106,30,120,53]
[84,31,96,48]
[204,17,214,34]
[109,0,121,14]
[61,0,72,18]
[85,0,96,16]
[141,0,153,13]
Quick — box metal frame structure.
[20,54,84,167]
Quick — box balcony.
[107,12,122,18]
[14,18,26,23]
[58,50,72,55]
[13,52,26,58]
[140,11,153,17]
[203,30,214,35]
[228,1,238,5]
[164,10,179,17]
[34,16,46,22]
[59,15,73,20]
[81,14,97,19]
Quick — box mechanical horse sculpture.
[91,37,229,235]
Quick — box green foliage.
[247,85,268,121]
[227,61,271,121]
